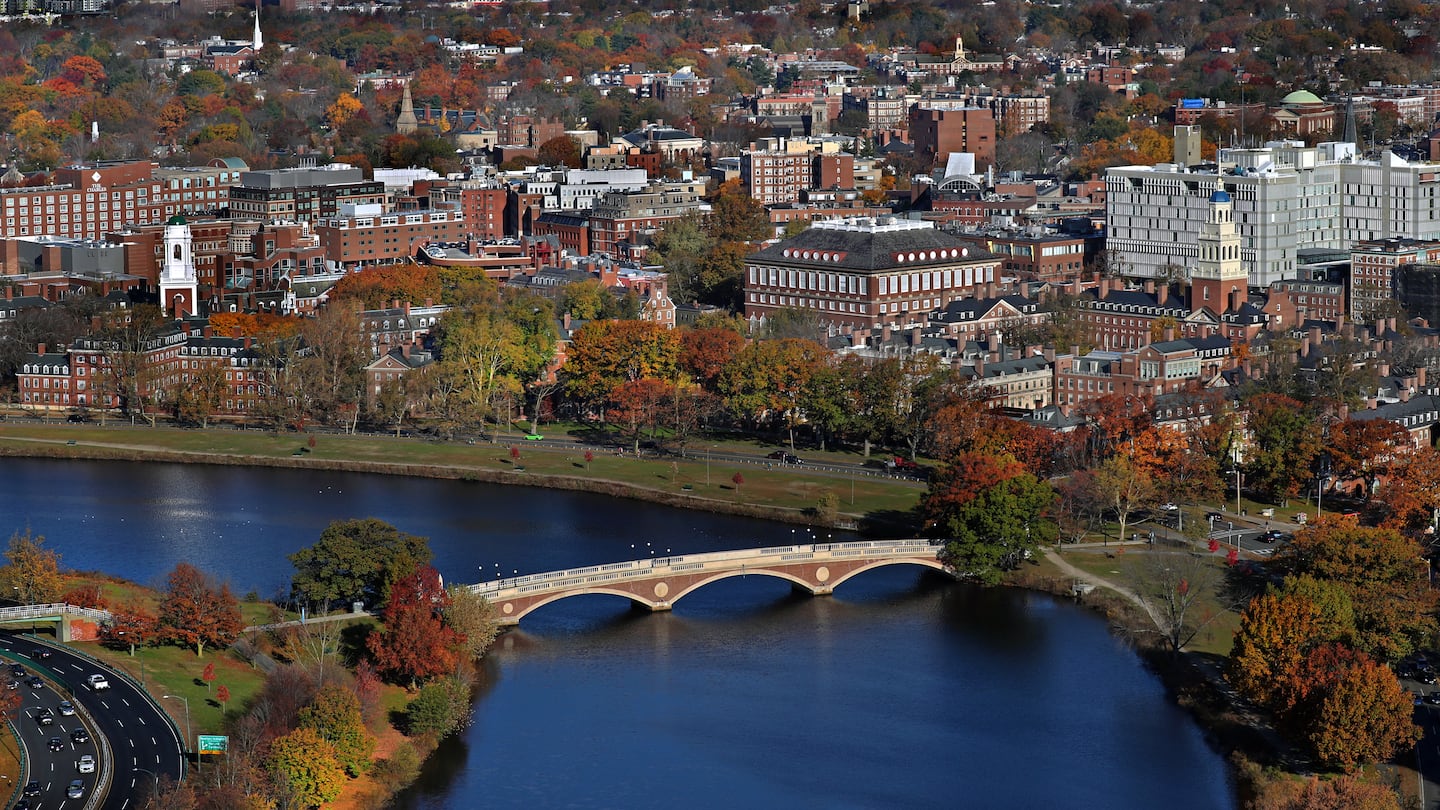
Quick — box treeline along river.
[2,458,1234,809]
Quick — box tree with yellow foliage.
[325,92,364,130]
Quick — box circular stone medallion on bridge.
[502,602,514,615]
[653,582,670,599]
[815,566,830,583]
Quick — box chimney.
[401,342,411,359]
[909,326,921,346]
[1308,326,1321,350]
[1339,402,1349,421]
[1144,279,1155,295]
[1301,334,1311,356]
[851,327,869,348]
[881,324,892,343]
[202,325,212,338]
[1379,362,1390,378]
[1156,284,1168,305]
[1401,386,1411,403]
[243,336,252,349]
[232,326,242,338]
[975,354,985,376]
[1230,288,1244,312]
[4,286,10,300]
[1420,366,1429,388]
[1163,326,1175,342]
[36,343,46,355]
[563,312,572,331]
[1070,343,1080,357]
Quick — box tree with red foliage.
[731,472,744,500]
[365,566,462,688]
[103,601,160,655]
[60,584,105,609]
[1291,644,1420,769]
[202,662,216,694]
[157,563,243,657]
[216,684,230,711]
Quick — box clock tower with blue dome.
[1190,184,1247,312]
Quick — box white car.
[85,674,109,691]
[67,780,84,799]
[77,755,94,774]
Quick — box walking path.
[1042,548,1165,631]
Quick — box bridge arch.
[826,557,951,589]
[666,568,815,604]
[507,587,662,622]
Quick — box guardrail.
[468,540,940,597]
[3,717,23,810]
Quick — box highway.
[0,633,185,810]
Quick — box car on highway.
[766,451,803,464]
[85,673,109,691]
[1204,511,1224,522]
[66,780,84,799]
[1261,530,1286,543]
[47,736,64,752]
[77,754,94,773]
[14,799,31,810]
[524,434,543,441]
[58,700,75,716]
[22,781,39,797]
[5,679,18,690]
[25,675,42,689]
[71,728,89,744]
[1426,692,1440,706]
[35,708,54,725]
[9,664,24,678]
[1419,670,1438,684]
[1159,503,1179,511]
[35,649,51,659]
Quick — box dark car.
[35,708,54,725]
[1426,692,1440,706]
[23,781,39,797]
[1204,511,1225,522]
[9,664,24,678]
[14,799,31,810]
[66,414,87,423]
[766,450,787,460]
[1261,530,1286,543]
[47,736,64,752]
[1419,670,1438,685]
[26,676,43,689]
[766,451,802,464]
[36,649,52,659]
[71,728,90,744]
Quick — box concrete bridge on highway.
[468,539,949,626]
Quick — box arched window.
[173,244,182,261]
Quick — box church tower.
[1189,187,1247,312]
[160,216,199,318]
[252,0,263,54]
[396,84,418,135]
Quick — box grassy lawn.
[1057,547,1244,657]
[0,424,925,521]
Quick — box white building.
[1105,139,1440,288]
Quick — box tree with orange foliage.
[1328,418,1412,501]
[607,378,673,455]
[1379,445,1440,540]
[679,326,745,391]
[1249,773,1402,810]
[1291,644,1419,770]
[328,264,443,310]
[1284,518,1437,661]
[206,311,302,340]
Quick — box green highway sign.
[197,735,228,755]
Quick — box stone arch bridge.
[468,540,948,626]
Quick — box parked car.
[71,728,90,745]
[47,737,64,752]
[67,780,84,799]
[77,754,94,773]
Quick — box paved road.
[1401,668,1440,809]
[1,633,185,810]
[3,649,96,810]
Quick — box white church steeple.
[253,0,263,53]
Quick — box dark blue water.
[2,458,1234,809]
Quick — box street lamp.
[1230,442,1243,516]
[162,694,191,756]
[1314,452,1333,521]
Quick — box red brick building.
[909,105,996,171]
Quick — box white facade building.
[1106,140,1440,288]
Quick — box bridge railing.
[468,539,939,596]
[0,603,114,624]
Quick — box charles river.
[4,457,1234,809]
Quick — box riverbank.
[0,424,925,534]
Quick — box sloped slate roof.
[749,225,997,274]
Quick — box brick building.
[228,165,386,223]
[315,205,467,269]
[743,216,1002,329]
[909,104,996,171]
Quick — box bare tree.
[1130,551,1235,654]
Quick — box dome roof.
[1210,189,1232,203]
[1281,90,1324,106]
[166,215,187,226]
